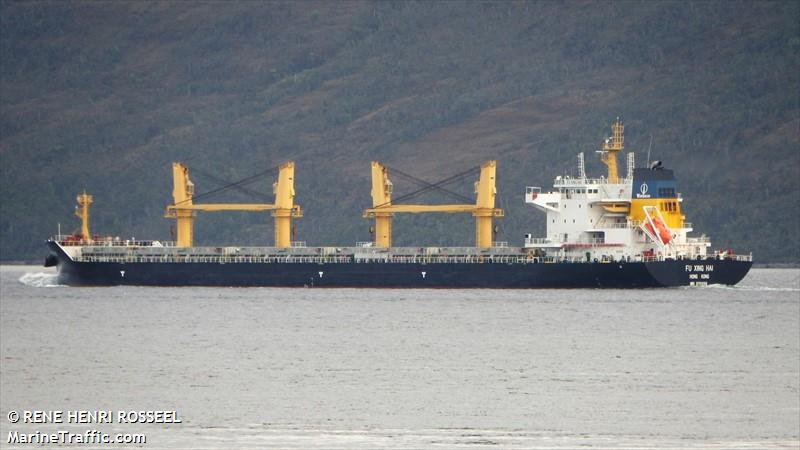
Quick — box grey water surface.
[1,266,798,449]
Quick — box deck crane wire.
[384,165,477,204]
[373,165,481,209]
[190,167,272,201]
[174,164,281,206]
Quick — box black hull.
[46,242,752,288]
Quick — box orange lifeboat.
[645,217,672,245]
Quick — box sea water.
[1,265,798,449]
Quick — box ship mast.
[474,161,500,248]
[271,161,300,249]
[169,163,195,247]
[74,191,93,242]
[369,162,394,247]
[600,117,624,183]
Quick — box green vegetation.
[1,1,798,262]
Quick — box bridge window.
[658,187,676,197]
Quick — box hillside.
[1,0,798,262]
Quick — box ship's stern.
[645,257,753,287]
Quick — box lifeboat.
[645,217,672,245]
[599,201,630,213]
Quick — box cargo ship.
[45,119,752,287]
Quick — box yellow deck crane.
[165,161,302,248]
[75,190,93,242]
[363,161,504,249]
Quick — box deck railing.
[54,235,175,247]
[524,237,554,245]
[72,251,753,265]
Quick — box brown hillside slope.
[1,1,798,261]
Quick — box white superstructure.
[522,119,721,263]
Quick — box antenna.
[577,152,586,180]
[646,135,653,167]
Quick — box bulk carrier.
[45,119,752,287]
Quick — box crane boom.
[165,161,301,248]
[364,161,503,249]
[365,204,477,214]
[172,204,278,211]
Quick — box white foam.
[18,272,62,287]
[702,284,800,292]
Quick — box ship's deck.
[51,238,752,265]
